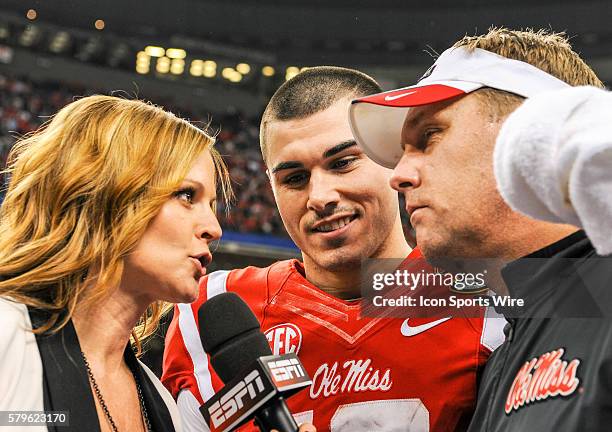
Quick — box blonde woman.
[0,95,230,432]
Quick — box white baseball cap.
[349,46,571,168]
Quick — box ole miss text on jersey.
[162,248,505,432]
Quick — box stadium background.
[1,0,610,375]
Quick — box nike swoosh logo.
[401,317,451,337]
[384,90,417,102]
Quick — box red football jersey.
[162,249,505,432]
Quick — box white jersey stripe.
[480,305,507,352]
[177,270,229,401]
[207,270,230,300]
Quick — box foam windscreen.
[198,292,272,383]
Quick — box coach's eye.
[417,128,441,150]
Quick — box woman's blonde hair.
[0,95,231,353]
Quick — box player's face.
[389,94,513,261]
[121,150,221,304]
[266,97,401,271]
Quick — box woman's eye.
[174,187,196,204]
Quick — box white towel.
[494,85,612,255]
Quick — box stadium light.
[170,58,185,75]
[236,63,251,74]
[203,61,217,77]
[221,67,235,79]
[26,9,37,21]
[136,57,150,67]
[262,66,275,77]
[166,48,187,59]
[20,25,39,47]
[94,19,105,31]
[285,66,300,81]
[49,31,70,53]
[145,46,165,57]
[190,59,203,76]
[136,64,149,74]
[156,56,170,73]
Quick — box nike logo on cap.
[384,90,417,102]
[401,317,451,337]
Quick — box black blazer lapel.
[125,347,175,432]
[28,309,101,432]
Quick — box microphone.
[198,292,312,432]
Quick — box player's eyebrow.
[322,140,357,159]
[271,161,304,174]
[271,140,357,174]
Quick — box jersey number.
[297,398,429,432]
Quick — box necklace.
[81,351,152,432]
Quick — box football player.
[162,66,505,432]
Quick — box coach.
[349,28,612,431]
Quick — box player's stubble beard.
[305,214,362,272]
[305,209,396,273]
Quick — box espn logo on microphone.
[267,358,306,384]
[208,370,266,429]
[201,353,312,431]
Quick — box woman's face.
[121,150,222,304]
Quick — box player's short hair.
[453,27,604,119]
[260,66,381,164]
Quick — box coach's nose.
[390,153,421,192]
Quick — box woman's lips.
[189,257,205,278]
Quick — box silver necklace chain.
[81,351,152,432]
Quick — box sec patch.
[265,323,303,355]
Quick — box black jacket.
[468,231,612,432]
[27,308,178,432]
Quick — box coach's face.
[390,93,513,261]
[266,97,401,271]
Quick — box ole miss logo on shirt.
[505,348,581,414]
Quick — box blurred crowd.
[0,73,287,237]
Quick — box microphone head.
[198,292,272,383]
